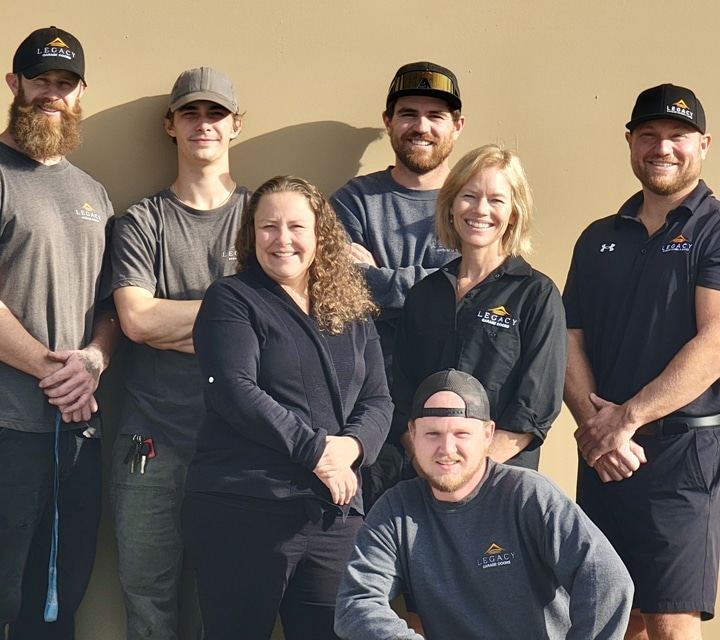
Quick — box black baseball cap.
[411,369,491,421]
[387,61,461,111]
[13,26,85,83]
[626,83,705,134]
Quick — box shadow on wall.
[70,95,384,212]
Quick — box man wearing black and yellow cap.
[331,62,465,508]
[564,84,720,639]
[0,26,118,637]
[109,67,250,639]
[335,369,633,640]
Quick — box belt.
[636,414,720,436]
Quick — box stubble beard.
[391,132,454,175]
[8,88,83,160]
[631,154,703,197]
[418,456,484,494]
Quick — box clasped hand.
[39,346,104,423]
[314,436,362,505]
[575,393,646,483]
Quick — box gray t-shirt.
[330,168,457,316]
[0,142,114,432]
[331,168,458,382]
[110,187,250,456]
[336,460,634,640]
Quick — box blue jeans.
[0,427,102,640]
[109,434,202,640]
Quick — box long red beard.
[8,89,83,159]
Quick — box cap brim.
[169,91,238,114]
[387,88,461,111]
[21,61,85,84]
[626,113,704,133]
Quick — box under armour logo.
[600,243,615,252]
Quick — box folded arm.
[114,285,199,353]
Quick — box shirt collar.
[616,179,713,226]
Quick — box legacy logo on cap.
[13,26,85,83]
[626,83,705,134]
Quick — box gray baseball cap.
[411,369,491,422]
[169,67,239,114]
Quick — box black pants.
[0,428,102,640]
[182,493,361,640]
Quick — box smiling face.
[410,391,495,502]
[384,95,464,175]
[254,191,317,295]
[450,166,515,257]
[164,100,241,165]
[627,119,711,197]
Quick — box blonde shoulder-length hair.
[235,175,377,334]
[435,144,534,258]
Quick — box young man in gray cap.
[0,26,118,637]
[109,67,250,639]
[331,61,465,508]
[564,84,720,639]
[335,369,633,640]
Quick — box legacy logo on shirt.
[661,234,693,253]
[478,542,515,569]
[74,203,101,223]
[478,305,519,329]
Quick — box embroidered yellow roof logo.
[488,306,511,317]
[485,543,505,554]
[671,234,687,243]
[673,99,690,110]
[47,37,70,48]
[81,203,94,212]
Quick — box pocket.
[459,324,520,392]
[692,429,720,493]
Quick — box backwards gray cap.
[169,67,239,114]
[411,369,491,421]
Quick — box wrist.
[84,343,108,372]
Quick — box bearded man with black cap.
[564,84,720,639]
[331,61,465,509]
[0,26,118,638]
[335,369,633,640]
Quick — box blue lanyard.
[43,409,61,622]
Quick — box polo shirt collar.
[443,255,532,279]
[616,179,713,226]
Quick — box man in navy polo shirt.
[564,84,720,640]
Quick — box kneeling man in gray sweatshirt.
[335,369,633,640]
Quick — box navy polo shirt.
[563,180,720,413]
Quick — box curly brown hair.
[235,176,377,334]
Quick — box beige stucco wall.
[3,1,720,637]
